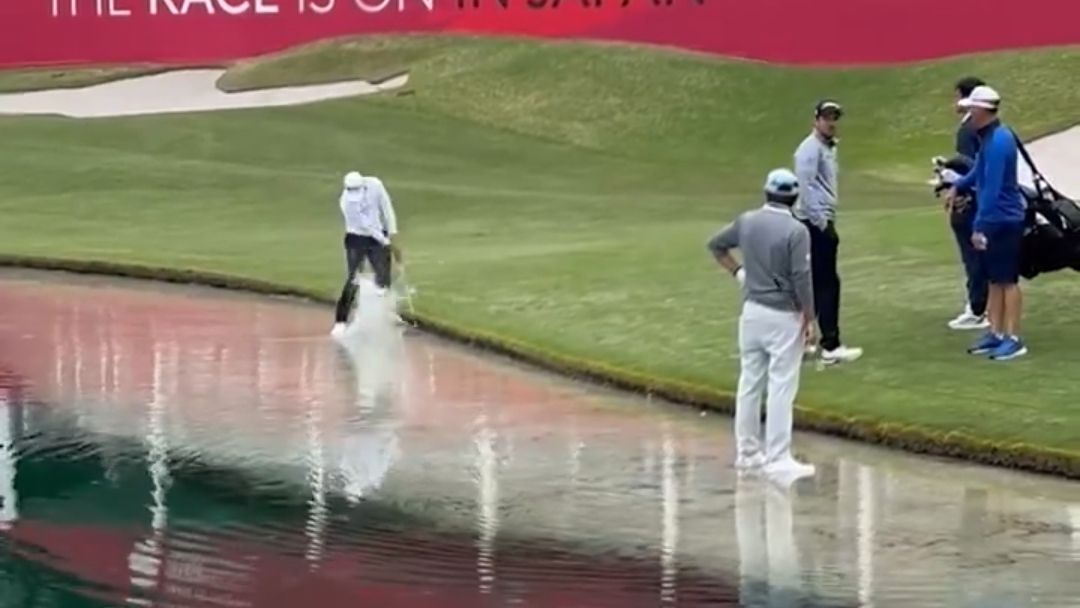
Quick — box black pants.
[804,220,842,351]
[334,233,392,323]
[950,207,988,316]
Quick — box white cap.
[764,168,799,197]
[957,85,1001,110]
[343,171,364,189]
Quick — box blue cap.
[764,168,799,197]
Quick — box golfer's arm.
[954,158,978,193]
[377,183,399,243]
[714,252,741,275]
[794,147,825,227]
[973,140,1006,233]
[707,220,741,274]
[791,228,816,321]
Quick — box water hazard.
[0,269,1077,607]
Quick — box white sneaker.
[763,457,816,484]
[948,309,990,330]
[330,322,348,338]
[821,345,863,364]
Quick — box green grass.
[1,35,1079,462]
[216,36,435,92]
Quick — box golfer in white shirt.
[707,169,817,482]
[332,171,402,337]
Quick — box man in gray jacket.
[793,100,863,364]
[707,168,817,481]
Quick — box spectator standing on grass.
[947,86,1028,360]
[946,76,991,331]
[707,168,817,482]
[793,100,862,364]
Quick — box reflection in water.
[126,341,171,599]
[1073,506,1080,559]
[856,464,875,608]
[0,389,18,530]
[474,414,499,595]
[0,270,1077,608]
[735,476,805,608]
[303,392,328,569]
[660,425,678,605]
[335,318,404,505]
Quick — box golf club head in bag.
[928,154,973,196]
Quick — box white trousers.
[735,300,805,465]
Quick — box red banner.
[1,0,1079,68]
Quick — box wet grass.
[1,36,1079,460]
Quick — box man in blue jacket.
[947,86,1028,360]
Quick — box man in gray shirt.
[793,99,863,364]
[707,168,817,482]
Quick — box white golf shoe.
[735,453,766,471]
[821,345,863,364]
[763,457,816,486]
[948,307,990,330]
[330,322,348,339]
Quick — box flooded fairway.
[0,269,1077,607]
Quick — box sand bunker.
[0,69,409,119]
[1019,125,1080,199]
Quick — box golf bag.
[929,134,1080,280]
[1014,136,1080,279]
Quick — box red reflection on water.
[6,519,737,607]
[0,274,738,607]
[0,276,725,458]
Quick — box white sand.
[0,69,409,119]
[1018,125,1080,199]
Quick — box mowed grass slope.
[2,36,1080,458]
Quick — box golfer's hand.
[802,317,817,345]
[972,231,988,251]
[945,187,959,211]
[734,267,746,287]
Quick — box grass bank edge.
[2,254,1076,481]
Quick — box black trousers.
[950,206,988,316]
[334,233,392,323]
[804,220,842,351]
